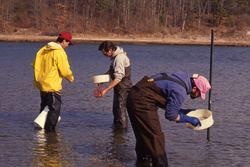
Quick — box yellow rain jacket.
[31,42,74,92]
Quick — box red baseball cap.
[58,32,73,46]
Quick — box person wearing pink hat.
[31,32,74,131]
[191,74,211,100]
[127,71,211,167]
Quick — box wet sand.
[1,34,250,46]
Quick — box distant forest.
[0,0,250,36]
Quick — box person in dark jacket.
[126,71,211,167]
[98,41,132,129]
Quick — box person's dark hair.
[56,37,65,43]
[98,41,116,52]
[190,78,196,88]
[56,37,71,45]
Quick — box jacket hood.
[44,42,63,51]
[111,46,124,57]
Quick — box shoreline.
[0,34,250,46]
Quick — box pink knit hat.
[193,74,211,100]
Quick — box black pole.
[207,29,214,141]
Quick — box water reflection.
[1,42,250,166]
[106,129,136,166]
[32,129,70,167]
[107,129,128,160]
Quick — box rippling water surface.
[0,42,250,167]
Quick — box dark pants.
[113,80,131,129]
[40,91,61,131]
[127,76,168,167]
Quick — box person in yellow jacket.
[31,32,74,131]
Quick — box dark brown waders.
[127,76,169,167]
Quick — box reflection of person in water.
[106,129,131,163]
[32,130,70,166]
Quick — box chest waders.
[110,63,132,129]
[127,73,186,167]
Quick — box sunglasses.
[65,40,71,46]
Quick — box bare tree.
[0,0,250,35]
[181,0,187,31]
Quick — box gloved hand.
[179,108,196,115]
[177,113,201,127]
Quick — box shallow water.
[0,42,250,167]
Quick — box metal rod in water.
[207,29,214,141]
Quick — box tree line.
[0,0,250,35]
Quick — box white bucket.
[34,106,49,129]
[34,106,61,129]
[91,74,111,84]
[186,109,214,130]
